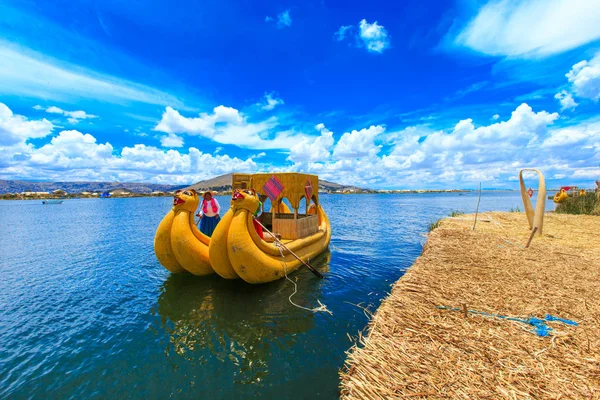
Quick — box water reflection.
[154,251,331,384]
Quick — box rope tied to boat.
[275,242,332,315]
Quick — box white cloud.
[259,92,284,111]
[0,102,54,146]
[293,103,596,189]
[1,136,256,185]
[160,133,184,148]
[565,52,600,101]
[454,0,600,57]
[266,10,292,28]
[358,19,391,53]
[492,114,500,120]
[554,90,578,110]
[0,41,182,106]
[277,10,292,28]
[333,125,384,159]
[154,105,309,150]
[29,130,113,168]
[34,105,98,124]
[288,123,335,163]
[335,25,353,41]
[541,121,600,148]
[335,19,391,53]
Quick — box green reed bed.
[555,192,599,215]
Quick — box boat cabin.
[232,173,320,240]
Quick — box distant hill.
[0,180,186,194]
[0,174,363,195]
[185,173,364,193]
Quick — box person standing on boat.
[196,191,220,237]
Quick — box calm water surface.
[0,192,555,399]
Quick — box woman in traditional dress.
[196,191,220,237]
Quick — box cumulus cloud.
[453,0,600,57]
[358,19,391,53]
[30,130,113,168]
[0,102,54,146]
[293,103,597,189]
[335,19,391,53]
[154,105,310,150]
[333,125,384,159]
[554,90,578,110]
[259,92,284,111]
[160,133,184,148]
[288,123,335,164]
[34,105,98,124]
[565,52,600,101]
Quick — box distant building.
[151,191,164,196]
[21,191,50,196]
[52,189,67,196]
[109,189,131,196]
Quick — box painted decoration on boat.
[263,175,284,201]
[305,179,313,200]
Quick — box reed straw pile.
[340,212,600,399]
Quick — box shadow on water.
[152,251,331,386]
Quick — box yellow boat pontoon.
[154,173,331,284]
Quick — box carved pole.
[519,169,546,235]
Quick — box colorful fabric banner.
[527,188,534,198]
[263,175,284,201]
[305,179,313,200]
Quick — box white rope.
[275,242,332,315]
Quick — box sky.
[0,0,599,189]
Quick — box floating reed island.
[340,212,599,399]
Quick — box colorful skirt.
[200,215,220,237]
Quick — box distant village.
[0,188,174,200]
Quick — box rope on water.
[437,306,578,337]
[276,243,332,315]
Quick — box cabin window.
[278,197,293,214]
[262,197,272,213]
[298,196,308,215]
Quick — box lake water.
[0,192,555,399]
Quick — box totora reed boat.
[154,173,331,284]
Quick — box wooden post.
[472,182,482,231]
[462,303,468,318]
[525,227,538,248]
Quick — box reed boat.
[553,189,568,203]
[42,200,63,204]
[154,173,331,284]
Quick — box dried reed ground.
[340,212,600,399]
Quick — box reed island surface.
[340,212,599,399]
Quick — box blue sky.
[0,0,599,189]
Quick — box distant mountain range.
[0,174,362,194]
[185,173,363,193]
[0,180,185,194]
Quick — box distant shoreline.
[0,189,542,201]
